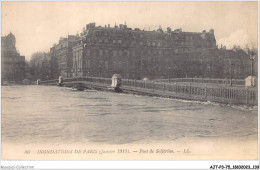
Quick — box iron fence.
[41,77,257,105]
[154,78,245,86]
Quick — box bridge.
[40,77,257,106]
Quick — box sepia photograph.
[1,1,258,168]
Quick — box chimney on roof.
[157,25,163,33]
[167,27,171,35]
[209,29,214,35]
[108,24,110,28]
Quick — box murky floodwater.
[1,85,258,145]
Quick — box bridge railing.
[154,78,245,86]
[122,79,257,105]
[41,77,257,105]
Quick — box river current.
[1,85,258,145]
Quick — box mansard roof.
[80,23,216,43]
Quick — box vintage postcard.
[1,1,258,166]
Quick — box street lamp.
[168,66,171,83]
[249,49,256,87]
[229,60,233,86]
[99,63,101,78]
[140,60,145,79]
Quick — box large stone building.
[50,35,79,78]
[72,23,218,79]
[54,22,253,80]
[1,32,25,82]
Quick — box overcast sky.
[2,1,258,61]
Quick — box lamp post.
[229,60,233,86]
[99,63,101,79]
[168,66,171,83]
[249,50,255,87]
[140,60,145,79]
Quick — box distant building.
[217,47,251,79]
[53,22,253,80]
[30,52,51,80]
[50,35,79,78]
[1,32,25,82]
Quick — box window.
[99,49,103,56]
[118,40,122,44]
[132,50,135,57]
[152,42,156,46]
[86,49,90,55]
[113,61,117,70]
[119,50,123,56]
[99,39,102,43]
[105,61,108,70]
[125,50,130,56]
[104,39,108,43]
[105,49,109,56]
[113,50,118,57]
[94,49,98,56]
[87,60,91,68]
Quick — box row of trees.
[25,52,52,81]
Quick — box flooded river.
[2,85,257,145]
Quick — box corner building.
[50,35,79,78]
[72,23,251,80]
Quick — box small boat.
[70,83,86,91]
[57,83,63,86]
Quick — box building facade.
[217,47,251,79]
[72,23,219,79]
[54,22,253,80]
[50,35,79,78]
[1,32,25,82]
